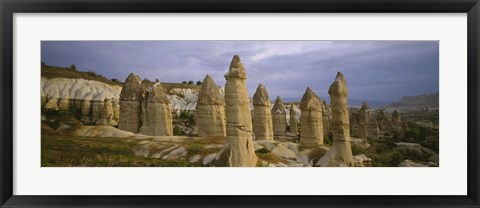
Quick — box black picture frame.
[1,0,479,207]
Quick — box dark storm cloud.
[41,40,438,102]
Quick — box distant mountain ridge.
[383,93,439,109]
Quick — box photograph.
[40,40,439,167]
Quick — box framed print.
[1,0,479,207]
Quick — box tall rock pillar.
[271,96,287,136]
[139,82,173,136]
[118,73,144,133]
[216,55,257,167]
[252,84,274,140]
[317,72,354,167]
[299,87,324,145]
[196,75,226,137]
[289,104,298,135]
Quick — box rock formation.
[299,87,324,144]
[216,55,257,167]
[118,73,144,133]
[252,84,274,140]
[139,82,173,136]
[391,109,403,131]
[356,102,380,140]
[317,72,354,167]
[195,75,226,137]
[376,110,393,133]
[357,102,369,139]
[322,100,331,136]
[99,98,116,126]
[289,104,298,135]
[271,96,287,136]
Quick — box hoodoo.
[289,104,298,135]
[195,75,226,137]
[299,87,324,144]
[317,72,354,167]
[118,73,144,133]
[139,81,173,136]
[216,55,257,167]
[252,84,274,140]
[271,96,287,136]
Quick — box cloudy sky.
[41,41,438,102]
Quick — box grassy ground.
[41,134,198,167]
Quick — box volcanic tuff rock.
[118,73,144,133]
[357,102,379,140]
[99,98,117,126]
[41,77,122,125]
[272,96,287,136]
[252,84,274,140]
[390,110,404,131]
[299,87,324,144]
[322,100,331,136]
[215,55,257,167]
[195,75,226,137]
[317,72,354,167]
[139,82,173,136]
[289,103,298,135]
[376,110,393,133]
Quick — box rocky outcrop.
[252,84,274,140]
[195,75,226,137]
[317,72,354,167]
[289,104,298,135]
[271,96,287,136]
[299,87,324,145]
[216,55,257,167]
[139,82,173,136]
[118,73,144,133]
[41,77,122,125]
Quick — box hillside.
[41,64,122,86]
[384,93,439,109]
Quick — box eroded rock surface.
[196,75,226,137]
[118,73,144,133]
[317,72,354,167]
[299,87,324,144]
[252,84,274,140]
[215,55,258,167]
[272,96,287,136]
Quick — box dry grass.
[41,64,121,86]
[42,134,199,167]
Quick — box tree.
[111,78,121,84]
[69,64,77,70]
[187,80,194,85]
[155,78,160,82]
[41,62,46,66]
[196,81,202,85]
[182,81,187,84]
